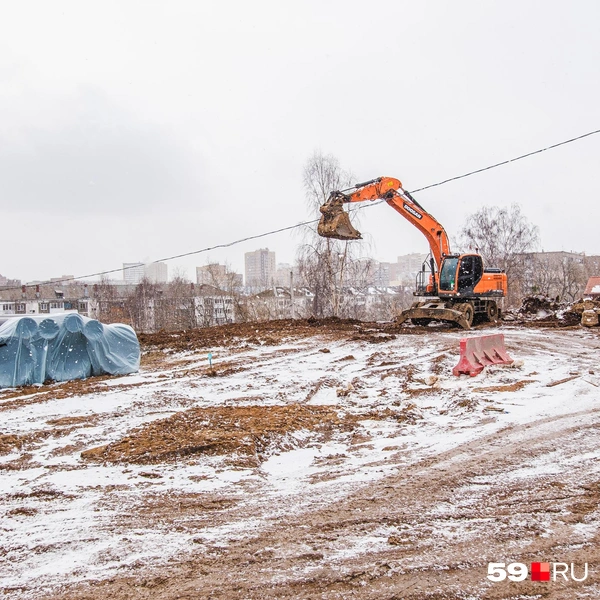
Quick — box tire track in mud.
[48,406,600,600]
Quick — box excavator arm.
[317,176,451,271]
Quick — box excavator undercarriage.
[396,299,500,330]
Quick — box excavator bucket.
[317,198,362,240]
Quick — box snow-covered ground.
[1,324,599,598]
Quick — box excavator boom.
[317,177,450,271]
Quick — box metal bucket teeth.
[317,202,362,240]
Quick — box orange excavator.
[317,176,507,329]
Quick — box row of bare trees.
[93,277,238,333]
[458,205,600,304]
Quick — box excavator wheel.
[457,302,474,328]
[485,301,499,322]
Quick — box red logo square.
[531,562,550,581]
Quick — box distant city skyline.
[8,245,600,290]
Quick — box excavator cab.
[317,193,362,240]
[438,254,484,295]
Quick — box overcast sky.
[1,1,599,283]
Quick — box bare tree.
[94,276,130,324]
[555,255,586,302]
[165,276,197,330]
[125,278,160,333]
[524,252,586,302]
[297,151,357,317]
[529,255,556,297]
[459,204,539,306]
[584,255,600,281]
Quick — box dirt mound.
[137,317,461,354]
[503,295,581,327]
[519,294,561,315]
[137,318,365,353]
[81,404,356,465]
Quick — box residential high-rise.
[145,262,168,283]
[123,263,145,284]
[244,248,276,290]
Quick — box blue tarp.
[0,314,140,388]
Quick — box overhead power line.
[409,127,600,194]
[6,127,600,291]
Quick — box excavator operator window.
[439,257,459,291]
[458,255,483,291]
[458,256,474,289]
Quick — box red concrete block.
[452,334,513,377]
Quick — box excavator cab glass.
[439,257,459,291]
[457,255,483,292]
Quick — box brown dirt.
[0,376,144,413]
[136,316,506,356]
[81,404,356,466]
[472,380,535,393]
[42,408,600,600]
[0,431,54,456]
[136,317,367,353]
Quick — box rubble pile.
[503,295,581,327]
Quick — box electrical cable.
[5,127,600,291]
[410,127,600,194]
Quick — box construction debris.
[502,295,582,327]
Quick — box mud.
[81,404,356,465]
[43,408,600,600]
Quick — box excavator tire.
[458,302,474,328]
[486,301,499,322]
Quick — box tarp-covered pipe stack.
[0,315,140,388]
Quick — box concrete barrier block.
[452,334,513,377]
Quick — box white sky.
[1,1,599,283]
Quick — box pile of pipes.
[0,314,140,389]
